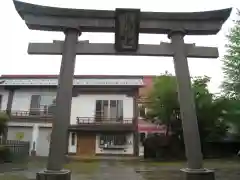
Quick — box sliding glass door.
[95,100,123,122]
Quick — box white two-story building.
[0,75,144,157]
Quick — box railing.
[0,110,53,118]
[1,140,30,161]
[0,110,133,125]
[76,117,133,125]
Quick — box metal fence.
[4,140,30,161]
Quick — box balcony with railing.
[1,108,136,131]
[76,117,133,125]
[71,117,135,131]
[1,109,54,122]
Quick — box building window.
[139,104,148,118]
[99,134,127,147]
[95,100,123,121]
[29,95,41,115]
[29,95,56,115]
[71,133,76,146]
[139,106,145,117]
[139,133,146,145]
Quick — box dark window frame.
[99,134,127,148]
[139,132,146,145]
[29,95,56,115]
[95,100,123,121]
[29,95,41,115]
[71,132,76,146]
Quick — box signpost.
[12,1,232,180]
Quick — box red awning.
[138,119,167,133]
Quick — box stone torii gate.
[12,1,231,180]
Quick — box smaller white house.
[0,75,144,157]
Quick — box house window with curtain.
[29,95,41,115]
[99,134,127,148]
[95,100,123,122]
[29,95,56,115]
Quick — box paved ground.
[0,159,239,180]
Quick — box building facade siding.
[1,87,136,156]
[0,75,150,157]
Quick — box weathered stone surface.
[13,0,231,35]
[46,29,79,171]
[181,168,215,180]
[28,42,219,58]
[36,169,71,180]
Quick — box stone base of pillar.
[36,169,71,180]
[181,168,215,180]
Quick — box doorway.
[77,133,96,156]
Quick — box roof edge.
[13,0,232,21]
[0,74,156,79]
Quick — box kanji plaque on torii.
[115,9,140,52]
[12,0,232,180]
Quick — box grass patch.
[140,161,184,166]
[123,158,240,169]
[64,161,100,174]
[0,174,28,180]
[203,159,240,168]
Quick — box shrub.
[0,112,9,136]
[0,145,11,162]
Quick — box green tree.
[220,98,240,136]
[0,112,9,143]
[146,73,179,136]
[222,10,240,98]
[192,76,228,142]
[146,75,228,142]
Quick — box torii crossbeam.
[28,41,219,58]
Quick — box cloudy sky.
[0,0,239,93]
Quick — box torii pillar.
[12,1,232,180]
[169,31,204,173]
